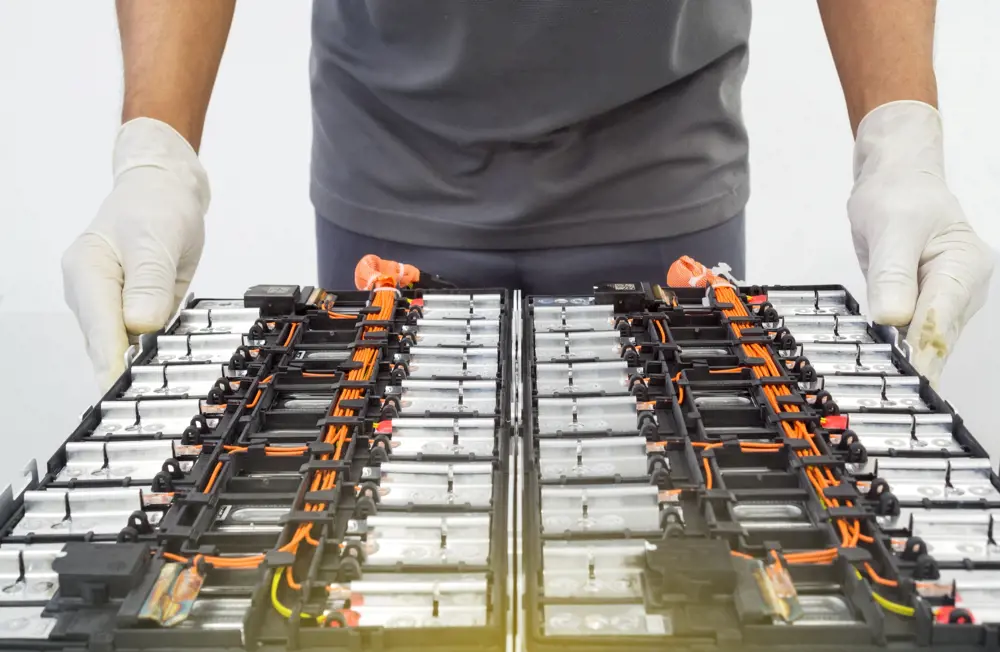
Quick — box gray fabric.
[310,0,751,251]
[315,212,745,295]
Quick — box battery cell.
[0,548,61,602]
[171,307,260,336]
[543,605,670,637]
[532,305,616,333]
[763,290,853,316]
[538,437,648,480]
[56,440,195,483]
[541,485,661,534]
[534,361,632,397]
[402,320,500,348]
[13,487,163,536]
[798,343,898,376]
[535,396,638,436]
[388,380,497,416]
[122,363,241,400]
[817,375,929,412]
[88,399,219,438]
[542,540,646,599]
[400,347,499,380]
[374,418,497,459]
[346,514,491,567]
[360,462,494,509]
[780,315,874,344]
[149,333,246,365]
[841,413,963,458]
[533,331,629,363]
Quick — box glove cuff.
[853,100,946,183]
[112,117,211,215]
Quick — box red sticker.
[411,298,424,308]
[747,295,767,305]
[820,415,849,430]
[375,421,393,434]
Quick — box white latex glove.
[849,100,994,386]
[62,118,210,390]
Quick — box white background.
[1,1,998,485]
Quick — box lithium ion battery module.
[0,254,995,652]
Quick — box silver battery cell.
[533,331,627,363]
[123,363,241,399]
[541,485,661,534]
[56,440,193,482]
[213,505,287,534]
[732,502,813,530]
[0,548,62,603]
[534,361,631,397]
[0,607,56,640]
[421,293,502,309]
[418,296,502,320]
[907,537,1000,564]
[538,437,648,480]
[763,290,853,316]
[13,487,161,536]
[171,307,260,336]
[330,573,489,608]
[191,299,245,310]
[403,347,499,379]
[149,332,245,365]
[780,315,874,344]
[360,462,494,508]
[799,343,898,376]
[349,605,488,628]
[818,375,929,412]
[402,320,500,348]
[881,507,1000,538]
[869,458,1000,503]
[843,413,962,457]
[785,595,857,625]
[89,398,217,438]
[375,418,497,458]
[542,540,647,599]
[347,514,491,567]
[532,305,616,333]
[175,598,248,631]
[536,396,638,436]
[544,605,670,636]
[389,380,497,415]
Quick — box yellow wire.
[271,568,327,624]
[854,570,916,617]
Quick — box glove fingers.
[121,238,182,335]
[62,234,129,390]
[865,236,920,327]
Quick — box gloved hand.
[848,100,994,387]
[62,117,210,390]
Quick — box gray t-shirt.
[310,0,751,250]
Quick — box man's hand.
[62,118,209,390]
[848,101,993,385]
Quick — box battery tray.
[0,279,997,651]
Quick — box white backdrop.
[1,0,998,483]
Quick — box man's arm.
[816,0,994,387]
[117,0,236,150]
[818,0,937,134]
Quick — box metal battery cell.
[122,363,241,399]
[0,607,56,640]
[418,294,503,321]
[149,333,246,365]
[779,315,874,344]
[534,361,632,397]
[798,343,898,376]
[387,380,497,416]
[878,507,1000,534]
[328,574,489,627]
[532,305,616,333]
[538,437,648,480]
[731,502,814,530]
[212,505,288,534]
[841,413,963,457]
[533,331,628,363]
[0,548,62,602]
[535,396,638,437]
[346,514,491,567]
[817,375,929,412]
[763,290,854,317]
[359,462,493,508]
[12,487,162,536]
[869,458,1000,503]
[56,440,195,482]
[541,485,661,534]
[401,319,500,348]
[543,605,670,636]
[401,346,499,380]
[171,307,260,336]
[542,540,647,599]
[374,418,497,459]
[903,537,1000,564]
[88,399,219,438]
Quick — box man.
[62,0,993,391]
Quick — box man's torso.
[310,0,752,250]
